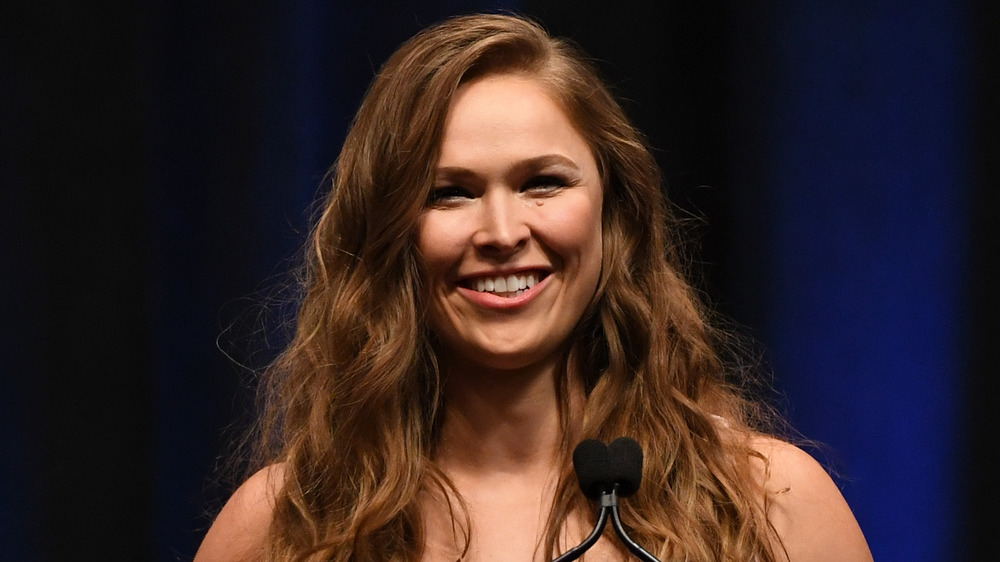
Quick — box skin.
[753,438,874,562]
[193,74,874,562]
[194,465,281,562]
[415,74,611,559]
[417,73,605,376]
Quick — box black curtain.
[2,2,994,560]
[2,3,156,559]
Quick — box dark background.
[1,1,995,560]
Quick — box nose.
[472,190,530,257]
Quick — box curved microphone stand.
[606,485,661,562]
[552,438,662,562]
[551,485,661,562]
[550,502,609,562]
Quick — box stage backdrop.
[1,1,993,560]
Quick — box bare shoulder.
[750,436,873,562]
[193,464,286,562]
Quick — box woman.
[195,14,873,562]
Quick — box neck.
[434,352,581,477]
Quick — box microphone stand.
[551,501,608,562]
[552,485,662,562]
[606,486,660,562]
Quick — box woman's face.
[416,73,603,373]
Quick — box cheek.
[543,197,604,265]
[416,213,464,280]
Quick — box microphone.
[606,437,659,562]
[608,436,642,497]
[552,438,661,562]
[573,439,613,500]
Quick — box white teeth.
[472,273,541,296]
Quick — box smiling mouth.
[463,272,545,297]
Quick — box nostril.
[473,229,530,254]
[473,202,531,251]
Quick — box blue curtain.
[1,2,981,560]
[729,3,970,560]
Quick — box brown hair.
[256,13,782,561]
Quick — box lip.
[455,267,552,310]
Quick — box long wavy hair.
[255,13,783,562]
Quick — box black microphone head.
[572,439,613,500]
[608,436,643,497]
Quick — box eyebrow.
[434,153,583,181]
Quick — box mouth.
[460,271,548,298]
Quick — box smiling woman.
[418,75,604,374]
[193,13,873,562]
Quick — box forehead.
[439,74,594,168]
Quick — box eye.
[427,185,473,206]
[522,174,568,193]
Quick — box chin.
[447,342,565,374]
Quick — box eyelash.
[522,175,568,192]
[427,175,569,205]
[426,186,471,204]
